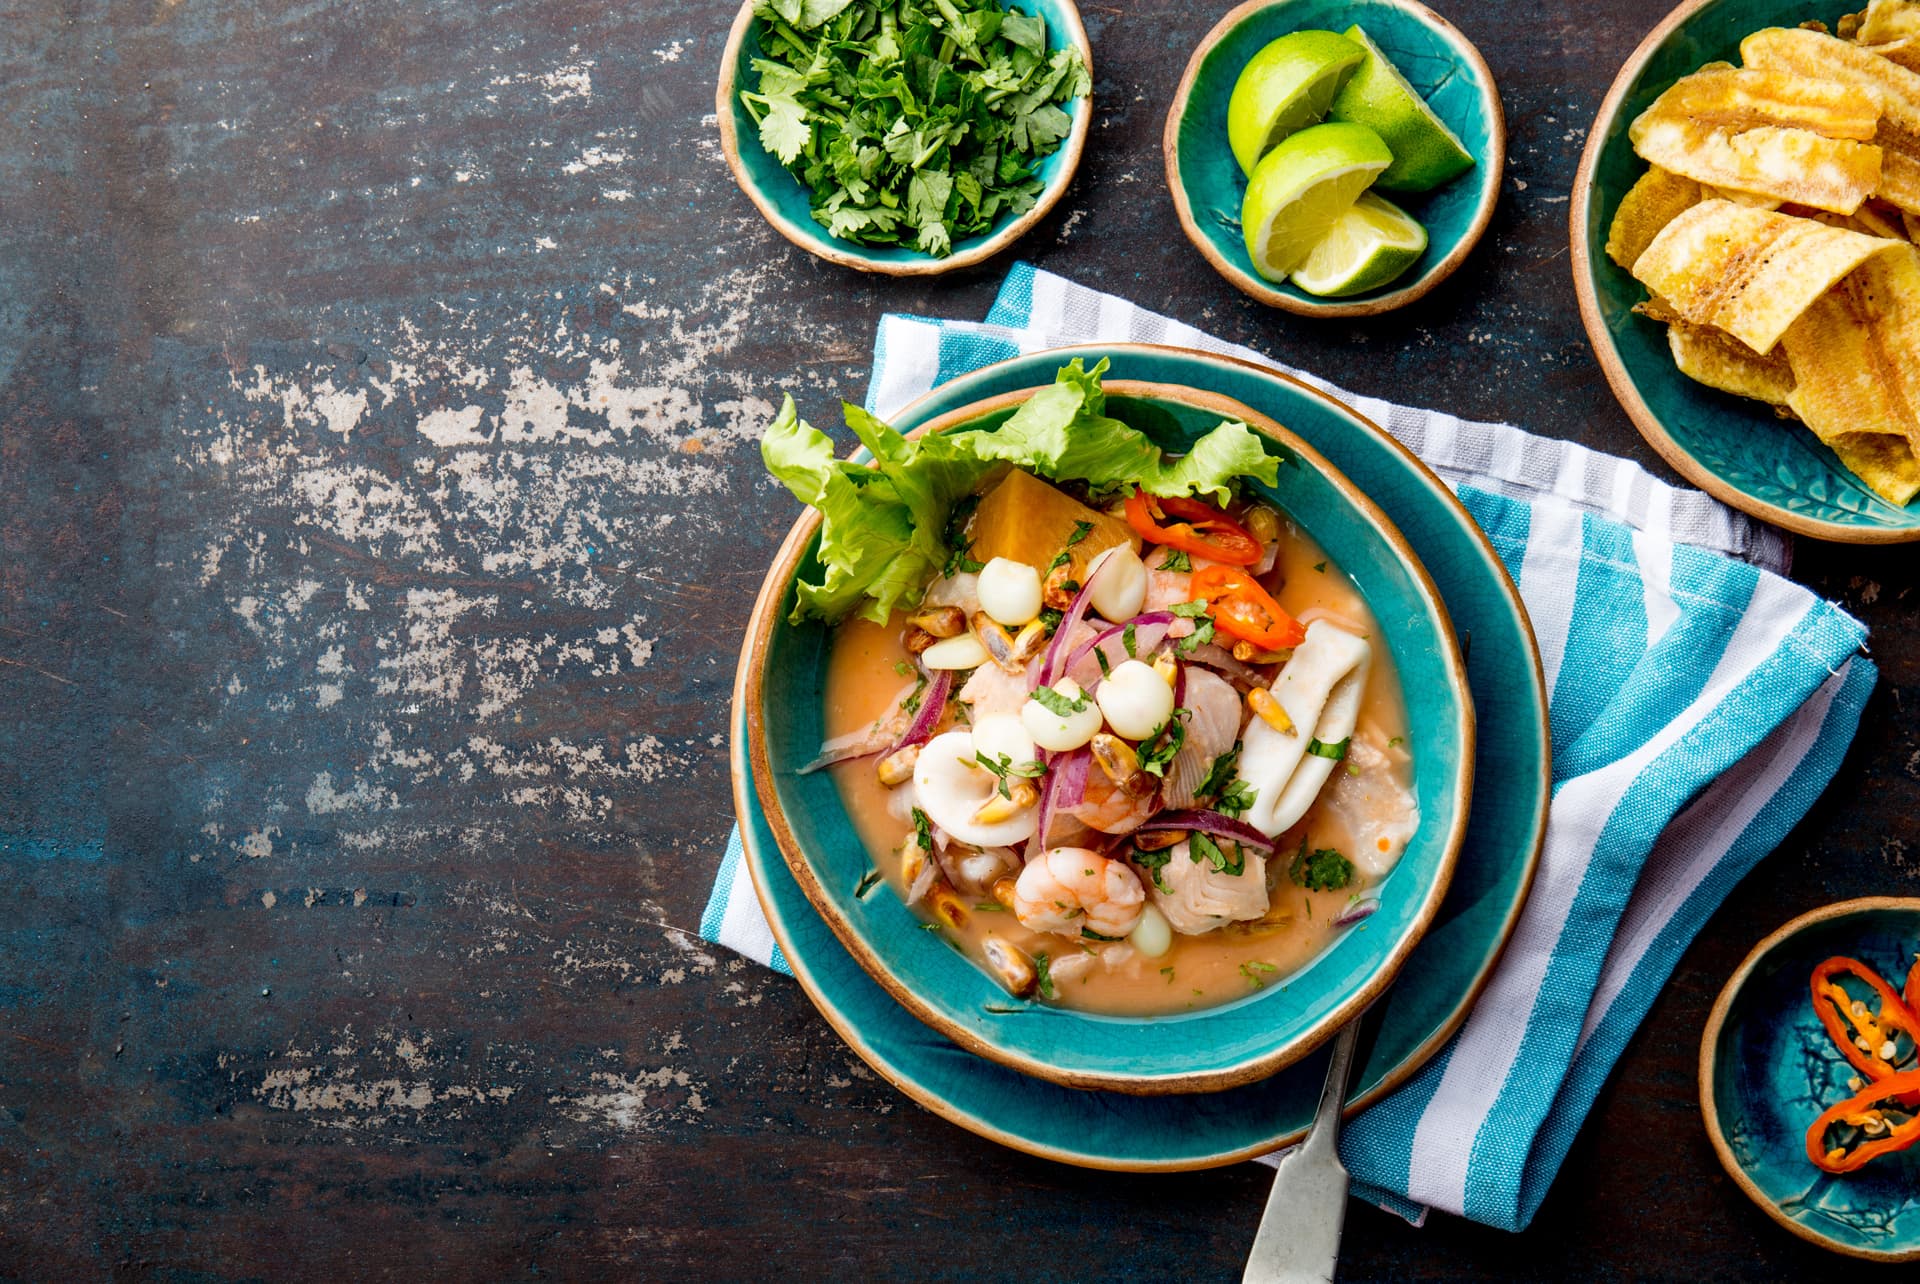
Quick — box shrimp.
[1064,764,1156,835]
[1013,847,1146,938]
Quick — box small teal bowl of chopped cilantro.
[717,0,1093,274]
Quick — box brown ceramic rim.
[716,0,1092,277]
[1697,896,1920,1263]
[1569,0,1920,545]
[1161,0,1506,318]
[733,343,1546,1159]
[743,375,1476,1095]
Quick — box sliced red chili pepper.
[1124,490,1261,566]
[1805,1068,1920,1173]
[1190,564,1307,651]
[1810,956,1920,1105]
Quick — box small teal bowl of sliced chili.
[716,0,1093,275]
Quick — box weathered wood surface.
[0,0,1914,1278]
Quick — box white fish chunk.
[1160,668,1242,809]
[1234,621,1371,838]
[1322,737,1420,878]
[1144,839,1270,935]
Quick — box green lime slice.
[1289,191,1429,296]
[1328,24,1475,192]
[1226,30,1367,177]
[1241,121,1393,283]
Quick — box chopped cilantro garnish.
[1030,683,1091,717]
[1094,647,1111,677]
[1034,952,1056,1000]
[1190,831,1246,877]
[1197,741,1242,798]
[893,659,916,678]
[1240,960,1279,989]
[974,901,1006,912]
[1046,521,1095,575]
[912,806,933,852]
[901,673,930,715]
[1159,548,1192,572]
[1138,708,1187,777]
[1122,622,1137,657]
[1132,846,1174,893]
[1038,606,1064,633]
[970,750,1046,798]
[1175,614,1216,655]
[1305,736,1350,761]
[1313,561,1327,573]
[1160,965,1176,984]
[1289,837,1354,892]
[1170,599,1210,617]
[1214,778,1257,820]
[855,869,885,898]
[1387,735,1404,748]
[1081,927,1125,942]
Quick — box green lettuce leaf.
[762,359,1285,624]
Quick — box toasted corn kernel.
[904,628,938,655]
[1232,640,1294,665]
[1244,504,1281,545]
[877,744,920,786]
[1134,828,1186,852]
[1849,1075,1866,1092]
[971,612,1024,672]
[909,606,966,638]
[1090,732,1140,785]
[1248,687,1295,735]
[991,876,1018,911]
[900,833,931,881]
[926,881,968,930]
[973,780,1038,825]
[1043,564,1078,611]
[1011,618,1048,666]
[1882,1039,1899,1061]
[983,937,1037,996]
[1152,651,1179,686]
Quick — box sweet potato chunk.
[966,469,1139,581]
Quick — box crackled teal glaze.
[720,0,1089,272]
[1705,903,1920,1261]
[1168,0,1501,311]
[1579,0,1920,539]
[739,346,1548,1161]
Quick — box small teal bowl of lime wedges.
[717,0,1093,276]
[1163,0,1505,316]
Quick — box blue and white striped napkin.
[702,263,1875,1231]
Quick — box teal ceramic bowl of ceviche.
[743,357,1472,1094]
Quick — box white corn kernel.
[1097,660,1175,741]
[1129,904,1172,958]
[920,632,991,670]
[1087,545,1147,622]
[1021,677,1103,752]
[977,558,1043,627]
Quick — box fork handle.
[1241,1023,1359,1284]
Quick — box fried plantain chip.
[1606,167,1703,267]
[1847,0,1920,42]
[1667,320,1796,403]
[1742,26,1920,213]
[1633,65,1882,139]
[1781,242,1920,457]
[1829,431,1920,504]
[1628,115,1882,213]
[1853,200,1911,236]
[1632,199,1905,352]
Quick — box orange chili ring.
[1190,564,1307,651]
[1804,1068,1920,1174]
[1123,490,1261,566]
[1810,956,1920,1103]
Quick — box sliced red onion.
[1025,745,1088,862]
[887,668,952,754]
[1063,610,1175,687]
[1333,897,1381,927]
[1133,808,1277,851]
[1034,553,1118,690]
[1181,642,1269,688]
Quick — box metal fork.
[1241,1021,1361,1284]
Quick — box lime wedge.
[1226,30,1367,177]
[1328,24,1475,192]
[1290,192,1429,296]
[1241,121,1393,283]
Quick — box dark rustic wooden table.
[2,0,1915,1278]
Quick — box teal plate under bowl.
[1165,0,1505,315]
[716,0,1091,275]
[1572,0,1920,542]
[754,375,1471,1093]
[732,344,1548,1166]
[1701,899,1920,1262]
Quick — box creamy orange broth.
[823,510,1412,1016]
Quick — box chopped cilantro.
[974,900,1006,912]
[1045,521,1095,575]
[1175,613,1216,655]
[855,869,885,898]
[1138,708,1187,777]
[1214,778,1257,820]
[1189,831,1246,877]
[901,672,930,715]
[1122,621,1137,657]
[1305,736,1350,761]
[1240,960,1279,989]
[1290,838,1354,892]
[1094,647,1111,677]
[1034,952,1056,1000]
[1196,742,1241,799]
[1030,683,1091,717]
[1132,846,1174,893]
[1170,599,1211,617]
[1387,735,1404,748]
[1159,548,1192,572]
[1038,606,1064,633]
[1081,927,1125,942]
[1313,561,1327,573]
[894,659,916,678]
[739,0,1091,257]
[970,750,1046,798]
[1160,965,1176,984]
[912,806,933,852]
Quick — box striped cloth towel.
[702,263,1875,1231]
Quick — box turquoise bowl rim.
[1570,0,1920,544]
[1162,0,1507,317]
[1700,897,1920,1262]
[715,0,1093,276]
[729,342,1548,1167]
[743,357,1477,1095]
